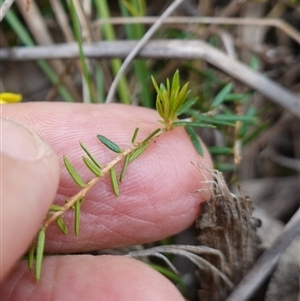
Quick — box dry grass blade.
[0,0,15,22]
[3,40,298,117]
[126,244,234,289]
[94,16,300,45]
[14,0,81,102]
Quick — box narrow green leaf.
[28,243,35,271]
[149,263,187,296]
[166,78,171,95]
[131,127,139,144]
[82,156,102,176]
[195,115,235,126]
[50,204,65,212]
[174,82,189,112]
[151,75,160,94]
[129,143,149,162]
[171,70,180,92]
[144,128,161,143]
[56,217,69,235]
[156,97,164,119]
[110,167,119,197]
[213,114,257,123]
[63,156,86,188]
[250,54,260,71]
[177,97,197,114]
[208,146,233,155]
[80,142,102,168]
[97,135,122,153]
[215,162,236,172]
[173,121,215,128]
[74,198,82,236]
[35,228,46,281]
[242,122,268,146]
[211,83,233,108]
[185,126,203,157]
[119,155,130,183]
[224,93,251,102]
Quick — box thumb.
[0,119,60,280]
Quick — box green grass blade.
[2,7,73,102]
[94,0,131,104]
[63,156,86,187]
[35,228,46,281]
[97,135,122,153]
[110,167,120,196]
[185,126,203,157]
[69,0,95,103]
[119,0,151,107]
[95,66,105,102]
[149,263,187,296]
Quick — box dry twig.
[2,40,298,117]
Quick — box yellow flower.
[0,92,22,104]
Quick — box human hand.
[1,102,212,301]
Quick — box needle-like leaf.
[80,142,102,168]
[177,97,197,115]
[129,144,149,162]
[82,156,102,176]
[173,121,215,128]
[97,135,122,153]
[35,228,46,281]
[74,198,81,237]
[208,146,233,155]
[56,217,69,235]
[211,82,233,108]
[63,156,86,187]
[185,126,204,157]
[120,155,130,183]
[143,128,161,143]
[50,204,65,212]
[131,127,139,144]
[110,167,119,197]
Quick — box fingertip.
[2,256,185,301]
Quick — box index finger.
[1,102,212,253]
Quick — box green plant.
[26,70,257,281]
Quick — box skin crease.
[0,102,213,301]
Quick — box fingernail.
[1,119,50,161]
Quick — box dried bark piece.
[195,167,261,301]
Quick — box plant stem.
[42,127,165,230]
